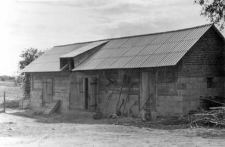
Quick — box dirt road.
[0,109,225,147]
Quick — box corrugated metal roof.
[134,34,159,46]
[95,58,117,69]
[123,46,145,57]
[60,41,107,58]
[110,57,133,69]
[109,47,130,58]
[120,37,143,47]
[138,44,162,55]
[140,53,167,67]
[123,55,149,68]
[23,43,88,72]
[23,24,215,72]
[74,24,212,71]
[155,42,179,54]
[101,38,128,49]
[157,51,187,66]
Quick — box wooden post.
[3,91,6,113]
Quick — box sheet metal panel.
[95,58,117,69]
[109,47,130,58]
[81,58,105,70]
[157,51,187,66]
[134,34,159,46]
[60,41,107,58]
[22,62,59,72]
[184,25,211,40]
[120,36,143,47]
[123,46,145,57]
[123,55,149,68]
[172,39,197,52]
[30,54,59,64]
[150,33,173,45]
[92,49,116,59]
[155,42,179,54]
[110,56,133,68]
[165,30,191,43]
[140,53,167,67]
[138,44,162,55]
[46,43,86,55]
[101,38,128,49]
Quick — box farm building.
[23,24,225,118]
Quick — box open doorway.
[84,78,89,110]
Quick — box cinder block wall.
[30,72,70,113]
[154,67,183,116]
[178,27,225,115]
[30,75,43,110]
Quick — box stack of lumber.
[189,107,225,128]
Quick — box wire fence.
[0,81,23,112]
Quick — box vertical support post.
[155,69,158,110]
[3,91,6,113]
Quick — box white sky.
[0,0,210,76]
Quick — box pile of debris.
[189,96,225,128]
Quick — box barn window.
[207,77,214,88]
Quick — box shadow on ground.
[1,108,109,125]
[1,108,192,130]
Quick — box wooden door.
[69,76,83,109]
[43,78,53,103]
[84,78,89,110]
[89,77,97,111]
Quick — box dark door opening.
[84,78,89,110]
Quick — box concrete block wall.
[157,96,183,116]
[155,67,182,116]
[178,77,224,115]
[30,90,43,110]
[177,27,225,115]
[30,72,70,113]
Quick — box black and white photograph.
[0,0,225,146]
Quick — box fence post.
[3,91,5,113]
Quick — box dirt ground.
[0,109,225,147]
[0,81,225,147]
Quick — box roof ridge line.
[55,23,213,47]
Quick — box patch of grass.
[0,100,20,108]
[0,81,23,105]
[0,81,16,87]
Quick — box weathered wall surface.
[155,67,181,116]
[30,72,70,113]
[140,67,181,116]
[178,27,225,115]
[29,27,225,117]
[70,70,141,116]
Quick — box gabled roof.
[23,23,221,73]
[74,24,213,71]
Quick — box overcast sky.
[0,0,210,76]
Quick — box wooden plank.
[43,100,60,115]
